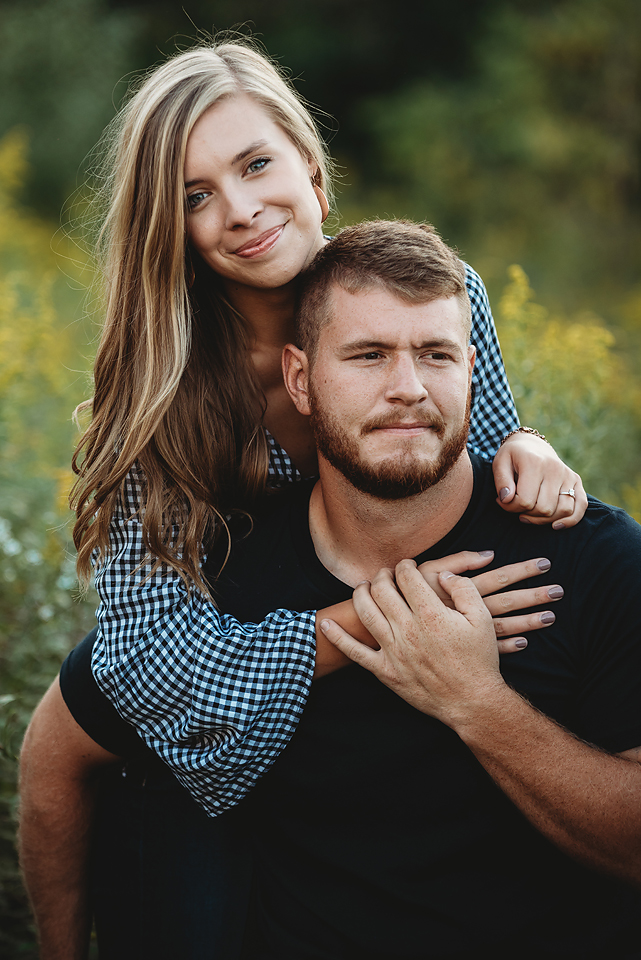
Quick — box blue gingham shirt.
[92,265,518,817]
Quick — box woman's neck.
[223,277,298,353]
[223,276,318,476]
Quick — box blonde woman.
[69,39,584,818]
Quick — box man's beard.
[308,389,471,501]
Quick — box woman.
[70,39,584,818]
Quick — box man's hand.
[321,562,641,885]
[320,561,504,725]
[493,432,587,528]
[315,551,563,676]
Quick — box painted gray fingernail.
[520,516,532,524]
[499,487,511,502]
[553,521,566,530]
[540,612,555,624]
[548,585,564,599]
[515,638,528,648]
[537,559,551,572]
[478,550,494,557]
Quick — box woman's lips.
[233,225,284,259]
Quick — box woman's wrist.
[499,426,548,447]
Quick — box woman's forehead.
[184,95,303,177]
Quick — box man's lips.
[374,423,437,436]
[363,418,446,437]
[233,225,285,259]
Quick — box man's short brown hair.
[295,220,471,362]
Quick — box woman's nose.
[223,183,263,230]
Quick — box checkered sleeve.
[91,462,316,818]
[465,264,520,460]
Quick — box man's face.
[306,285,475,500]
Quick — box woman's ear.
[309,163,329,222]
[313,184,329,223]
[282,343,312,415]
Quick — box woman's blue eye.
[247,157,270,174]
[187,191,208,210]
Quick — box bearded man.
[21,221,641,959]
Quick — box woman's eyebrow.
[231,139,269,166]
[184,140,270,189]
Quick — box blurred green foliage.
[0,131,96,957]
[498,265,641,509]
[0,0,639,953]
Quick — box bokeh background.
[0,0,639,952]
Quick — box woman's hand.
[492,432,587,528]
[416,550,562,654]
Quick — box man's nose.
[384,356,429,405]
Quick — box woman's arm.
[465,265,587,527]
[465,264,519,458]
[94,473,561,816]
[93,489,316,817]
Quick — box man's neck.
[309,453,475,587]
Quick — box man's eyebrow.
[337,337,463,355]
[184,140,269,189]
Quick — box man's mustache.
[360,412,447,437]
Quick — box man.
[20,221,641,958]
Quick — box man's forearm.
[449,683,641,885]
[327,564,641,886]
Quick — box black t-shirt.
[61,455,641,958]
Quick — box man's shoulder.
[465,455,641,590]
[471,452,640,544]
[206,480,314,582]
[239,478,314,534]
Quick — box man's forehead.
[320,284,469,347]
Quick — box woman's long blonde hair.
[71,39,333,595]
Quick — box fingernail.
[548,585,564,599]
[440,570,455,579]
[320,620,331,633]
[537,558,551,572]
[499,487,511,502]
[478,550,494,557]
[515,638,528,648]
[553,521,566,530]
[355,580,370,587]
[520,516,531,524]
[540,612,555,625]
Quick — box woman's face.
[184,94,327,293]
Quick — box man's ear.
[467,344,476,381]
[282,344,312,416]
